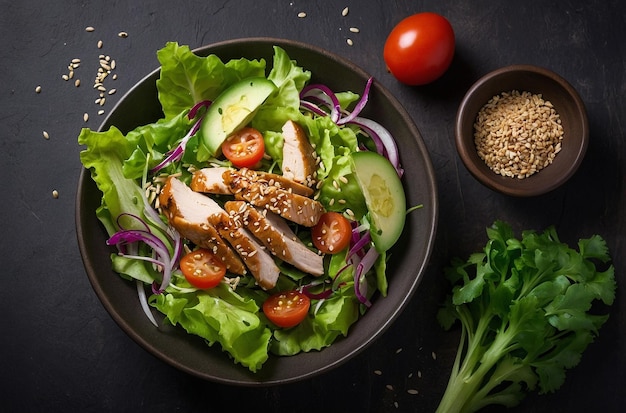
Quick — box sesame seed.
[374,370,382,376]
[97,109,105,115]
[74,79,81,87]
[118,31,128,38]
[83,113,89,122]
[42,131,49,140]
[97,40,103,48]
[385,384,394,391]
[342,6,349,16]
[407,389,419,395]
[347,38,353,46]
[298,11,306,18]
[52,189,59,198]
[35,85,41,93]
[85,26,95,32]
[108,88,116,95]
[432,351,437,360]
[62,74,69,81]
[349,27,360,33]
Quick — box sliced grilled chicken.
[281,120,318,188]
[225,201,324,276]
[190,166,233,195]
[160,176,280,290]
[158,176,247,275]
[191,167,314,197]
[223,168,325,227]
[207,212,280,290]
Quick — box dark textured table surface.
[2,1,624,412]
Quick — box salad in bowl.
[76,39,437,383]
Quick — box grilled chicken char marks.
[222,168,325,227]
[225,201,324,276]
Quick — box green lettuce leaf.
[151,283,272,372]
[156,42,267,119]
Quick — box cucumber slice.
[352,151,406,253]
[197,77,276,161]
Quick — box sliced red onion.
[300,100,328,117]
[352,247,380,307]
[301,284,334,300]
[107,228,174,294]
[150,101,209,174]
[188,100,211,120]
[149,124,195,173]
[337,77,373,125]
[116,212,150,232]
[348,116,403,177]
[347,230,371,261]
[137,280,159,327]
[300,83,341,123]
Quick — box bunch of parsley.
[436,221,616,413]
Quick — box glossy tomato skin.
[311,211,352,254]
[221,127,265,168]
[263,290,311,328]
[180,248,227,289]
[384,12,455,86]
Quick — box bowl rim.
[455,64,589,197]
[75,36,439,385]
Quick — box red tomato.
[311,212,352,254]
[383,12,455,85]
[221,127,265,168]
[180,248,226,289]
[263,290,311,328]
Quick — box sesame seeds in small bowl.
[455,64,588,197]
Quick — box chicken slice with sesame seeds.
[206,211,280,290]
[225,201,324,276]
[281,120,318,188]
[160,176,280,289]
[191,167,314,197]
[223,169,325,227]
[158,176,247,275]
[190,166,234,195]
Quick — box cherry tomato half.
[221,127,265,168]
[383,12,455,86]
[180,248,226,289]
[311,211,352,254]
[263,290,311,328]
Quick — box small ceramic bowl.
[455,64,588,197]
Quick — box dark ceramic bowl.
[455,64,588,197]
[75,38,438,385]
